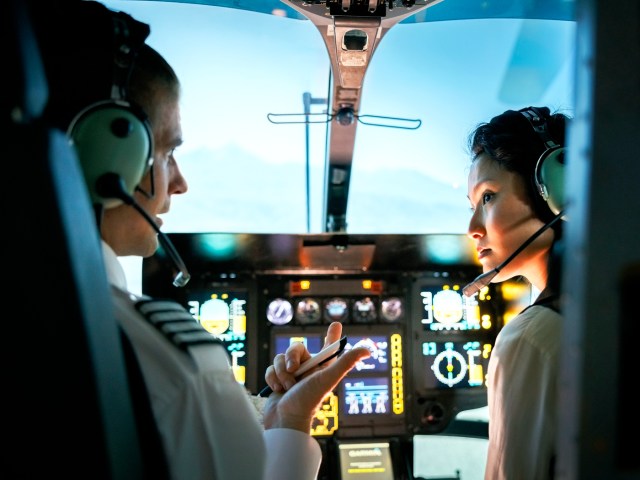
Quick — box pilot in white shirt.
[103,242,323,480]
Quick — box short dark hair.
[128,44,181,129]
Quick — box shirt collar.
[101,240,128,290]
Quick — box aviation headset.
[519,107,566,217]
[67,11,153,209]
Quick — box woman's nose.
[467,211,484,240]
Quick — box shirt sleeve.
[485,306,561,480]
[263,428,323,480]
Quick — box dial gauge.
[266,298,293,325]
[295,297,322,324]
[324,297,349,323]
[380,297,403,322]
[352,297,377,323]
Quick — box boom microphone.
[96,172,191,287]
[462,212,564,298]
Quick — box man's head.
[101,43,187,257]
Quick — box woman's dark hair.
[468,106,570,305]
[468,106,568,224]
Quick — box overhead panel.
[282,0,445,232]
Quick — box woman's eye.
[481,192,493,205]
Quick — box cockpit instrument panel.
[143,233,518,436]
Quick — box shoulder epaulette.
[134,299,223,352]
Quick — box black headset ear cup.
[68,100,153,208]
[534,146,565,216]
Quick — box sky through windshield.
[102,0,575,292]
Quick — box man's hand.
[262,322,371,432]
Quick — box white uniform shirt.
[102,242,322,480]
[485,304,562,480]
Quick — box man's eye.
[482,192,493,205]
[158,148,176,163]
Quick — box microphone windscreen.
[462,270,498,298]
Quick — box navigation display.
[185,289,249,385]
[273,332,324,356]
[347,335,390,373]
[421,340,491,389]
[420,283,483,332]
[342,377,391,416]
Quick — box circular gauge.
[433,289,464,325]
[295,297,322,324]
[380,297,403,322]
[352,297,377,323]
[266,298,293,325]
[324,297,349,323]
[431,348,468,388]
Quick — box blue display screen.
[342,376,390,416]
[345,335,390,373]
[274,333,324,355]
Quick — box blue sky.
[102,0,575,292]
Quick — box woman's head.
[468,107,568,224]
[466,107,569,291]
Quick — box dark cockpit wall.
[5,1,148,478]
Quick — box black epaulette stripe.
[172,331,223,350]
[147,311,197,326]
[137,300,186,315]
[134,298,223,352]
[157,321,200,335]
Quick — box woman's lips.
[477,248,490,260]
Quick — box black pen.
[258,336,348,397]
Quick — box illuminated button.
[352,297,377,323]
[324,297,349,323]
[266,298,293,325]
[295,297,322,324]
[380,297,403,322]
